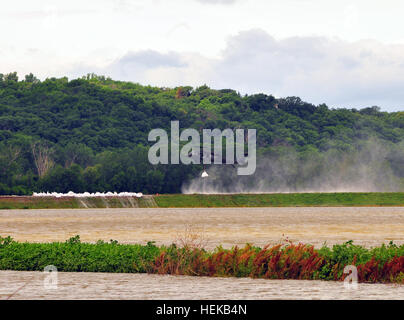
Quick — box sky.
[1,0,404,111]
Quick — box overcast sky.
[2,0,404,111]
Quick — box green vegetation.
[0,72,404,194]
[0,235,159,273]
[0,192,403,209]
[0,195,158,209]
[0,197,80,210]
[1,236,403,283]
[154,192,404,207]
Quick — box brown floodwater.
[1,271,403,300]
[0,207,403,300]
[0,207,403,248]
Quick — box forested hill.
[0,72,404,195]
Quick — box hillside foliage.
[0,72,403,194]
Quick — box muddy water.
[0,207,403,248]
[1,207,403,300]
[0,271,403,300]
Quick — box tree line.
[0,72,403,194]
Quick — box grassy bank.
[0,236,403,283]
[0,196,157,209]
[1,192,404,209]
[154,192,404,207]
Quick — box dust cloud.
[182,138,404,194]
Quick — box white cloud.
[73,29,404,111]
[211,30,404,110]
[115,50,186,69]
[194,0,239,4]
[2,1,404,111]
[106,50,189,82]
